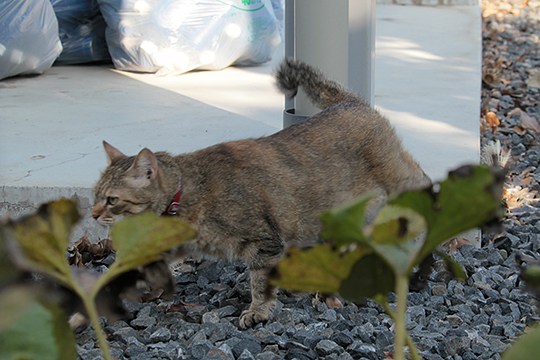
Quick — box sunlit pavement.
[0,4,481,241]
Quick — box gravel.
[76,2,540,359]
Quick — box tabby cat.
[92,58,431,328]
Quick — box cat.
[92,58,431,328]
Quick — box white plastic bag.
[0,0,62,80]
[50,0,111,64]
[98,0,283,75]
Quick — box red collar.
[162,191,181,216]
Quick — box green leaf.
[522,266,540,290]
[0,286,35,331]
[4,199,80,288]
[369,205,427,276]
[271,244,369,293]
[390,165,504,263]
[503,324,540,360]
[373,241,424,277]
[0,228,20,288]
[320,190,383,247]
[371,206,426,245]
[339,253,395,302]
[0,300,77,360]
[95,213,196,294]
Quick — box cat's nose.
[91,206,102,220]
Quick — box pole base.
[283,108,309,128]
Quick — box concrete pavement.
[0,4,482,242]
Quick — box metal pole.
[284,0,295,118]
[349,0,376,106]
[283,0,375,127]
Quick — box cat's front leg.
[239,267,277,329]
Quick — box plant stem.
[381,301,421,360]
[394,275,409,360]
[405,332,422,360]
[82,296,113,360]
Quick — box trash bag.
[98,0,283,75]
[0,0,63,80]
[270,0,284,37]
[50,0,111,64]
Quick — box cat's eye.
[106,196,119,206]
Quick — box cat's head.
[92,141,162,226]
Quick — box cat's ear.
[103,141,126,164]
[128,148,158,186]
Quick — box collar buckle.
[166,201,179,215]
[162,191,181,216]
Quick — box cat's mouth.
[95,214,123,227]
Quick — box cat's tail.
[275,57,362,110]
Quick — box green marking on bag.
[216,0,265,12]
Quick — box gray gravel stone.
[232,337,262,358]
[319,309,338,322]
[331,331,354,348]
[130,313,156,329]
[485,335,509,354]
[315,339,342,356]
[217,343,235,358]
[238,349,256,360]
[347,341,379,360]
[190,339,214,359]
[446,314,464,326]
[373,330,393,348]
[202,310,221,324]
[431,283,448,296]
[154,340,186,360]
[76,348,103,360]
[335,352,355,360]
[124,336,147,357]
[149,327,171,342]
[255,351,282,360]
[206,348,233,360]
[284,347,317,360]
[111,326,139,344]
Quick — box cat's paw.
[238,309,269,329]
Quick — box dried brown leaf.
[485,111,501,132]
[167,299,198,313]
[69,251,84,268]
[89,239,114,260]
[511,126,528,136]
[73,236,91,253]
[166,303,185,313]
[482,68,502,88]
[442,238,471,254]
[324,296,343,309]
[68,237,114,266]
[520,177,532,186]
[504,185,539,210]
